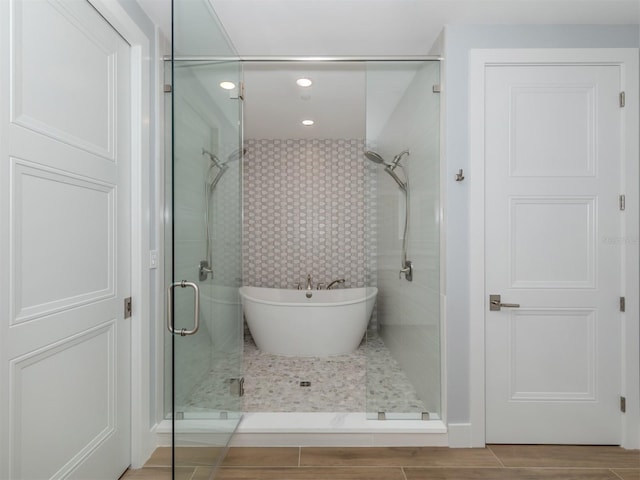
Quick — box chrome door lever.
[489,294,520,311]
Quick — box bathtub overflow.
[305,291,312,299]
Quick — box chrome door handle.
[489,294,520,311]
[167,280,200,336]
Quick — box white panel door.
[485,64,623,444]
[0,0,131,478]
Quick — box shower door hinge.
[620,396,626,413]
[432,84,441,93]
[164,84,172,93]
[124,297,132,319]
[619,91,625,107]
[230,82,244,100]
[620,296,626,312]
[230,377,245,397]
[619,194,626,211]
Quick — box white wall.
[443,24,640,424]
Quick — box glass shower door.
[166,1,243,477]
[166,57,243,478]
[365,61,442,421]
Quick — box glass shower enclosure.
[165,0,243,477]
[365,61,442,420]
[166,0,443,472]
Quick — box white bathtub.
[239,286,378,356]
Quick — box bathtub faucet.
[327,278,345,289]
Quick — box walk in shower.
[165,0,441,476]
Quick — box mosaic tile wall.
[243,138,377,290]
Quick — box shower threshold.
[156,412,447,447]
[233,412,447,447]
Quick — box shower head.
[202,148,224,169]
[389,150,410,171]
[364,149,408,191]
[204,147,246,168]
[227,147,247,163]
[384,165,407,191]
[364,150,388,165]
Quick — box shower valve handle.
[399,260,413,282]
[199,260,213,281]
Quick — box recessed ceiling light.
[301,119,314,126]
[219,81,236,90]
[296,78,313,87]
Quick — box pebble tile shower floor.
[182,330,427,414]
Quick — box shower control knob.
[199,260,213,281]
[399,260,413,282]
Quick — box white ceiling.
[243,63,366,140]
[138,0,639,57]
[138,0,638,139]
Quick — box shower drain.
[299,381,311,387]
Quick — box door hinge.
[230,82,244,100]
[619,194,626,211]
[619,91,625,107]
[620,396,626,413]
[620,296,626,312]
[124,297,132,319]
[432,84,441,93]
[164,84,172,93]
[230,377,244,397]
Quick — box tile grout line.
[610,468,626,480]
[400,465,409,480]
[486,445,506,468]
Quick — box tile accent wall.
[243,138,377,290]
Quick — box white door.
[0,0,131,478]
[485,64,623,444]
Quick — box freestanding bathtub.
[239,286,378,356]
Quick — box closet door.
[484,63,623,444]
[0,1,131,477]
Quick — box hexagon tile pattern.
[243,138,377,290]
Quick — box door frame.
[86,0,154,468]
[468,48,639,448]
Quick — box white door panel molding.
[469,48,639,448]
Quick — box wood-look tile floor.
[121,445,640,480]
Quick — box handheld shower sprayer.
[364,149,409,191]
[202,148,225,169]
[364,149,413,281]
[388,150,410,171]
[200,147,244,281]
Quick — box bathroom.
[0,0,638,478]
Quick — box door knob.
[489,294,520,311]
